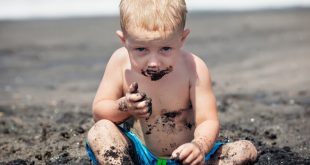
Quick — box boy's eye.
[135,48,146,52]
[161,47,172,51]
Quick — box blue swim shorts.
[85,126,223,165]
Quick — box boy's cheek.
[129,58,145,72]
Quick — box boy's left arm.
[171,56,219,164]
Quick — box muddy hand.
[119,82,152,118]
[129,82,152,117]
[171,143,205,165]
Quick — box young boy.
[86,0,258,164]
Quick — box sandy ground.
[0,8,310,164]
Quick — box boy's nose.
[147,54,160,67]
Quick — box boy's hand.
[170,142,205,165]
[118,82,152,118]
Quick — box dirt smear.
[141,66,173,81]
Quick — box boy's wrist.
[117,97,128,112]
[191,137,212,154]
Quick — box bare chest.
[123,69,191,114]
[122,70,196,156]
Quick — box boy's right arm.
[92,48,151,123]
[92,48,129,123]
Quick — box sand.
[0,8,309,164]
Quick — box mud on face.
[141,66,173,81]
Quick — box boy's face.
[117,29,190,81]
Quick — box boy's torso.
[120,48,196,157]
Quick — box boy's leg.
[87,119,136,165]
[208,140,257,165]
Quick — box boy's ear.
[116,30,126,45]
[181,29,190,42]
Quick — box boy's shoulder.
[107,47,129,68]
[182,51,209,74]
[110,47,128,61]
[182,51,211,86]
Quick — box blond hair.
[119,0,187,39]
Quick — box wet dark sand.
[0,8,309,164]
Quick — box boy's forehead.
[125,30,181,44]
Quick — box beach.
[0,8,309,164]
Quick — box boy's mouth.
[141,66,173,81]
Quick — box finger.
[135,98,152,117]
[171,145,185,160]
[135,101,146,109]
[128,92,146,102]
[190,155,204,165]
[134,106,152,118]
[182,152,196,165]
[134,107,149,115]
[178,148,193,161]
[128,82,138,93]
[137,92,147,101]
[136,113,150,118]
[135,99,151,108]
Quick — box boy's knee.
[95,119,116,128]
[237,140,258,160]
[87,119,116,142]
[238,140,257,150]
